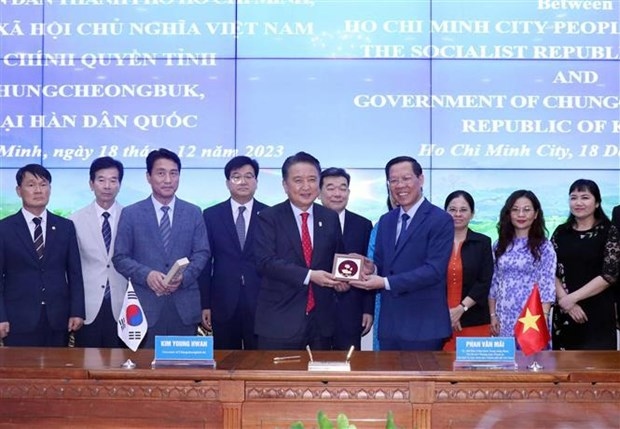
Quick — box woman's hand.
[490,315,500,336]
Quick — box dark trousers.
[380,337,445,351]
[142,297,196,348]
[212,292,257,350]
[74,297,123,348]
[3,305,68,347]
[258,311,332,351]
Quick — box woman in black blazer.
[443,190,494,351]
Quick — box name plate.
[454,337,516,370]
[308,361,351,372]
[152,335,216,368]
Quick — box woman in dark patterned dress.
[552,179,619,350]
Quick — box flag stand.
[527,353,543,371]
[121,359,136,369]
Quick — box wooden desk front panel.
[242,380,418,429]
[432,381,620,429]
[0,378,223,428]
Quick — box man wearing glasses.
[199,156,268,350]
[350,156,453,351]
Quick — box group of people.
[0,149,618,353]
[442,183,619,352]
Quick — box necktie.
[300,212,315,313]
[102,212,112,299]
[235,206,246,249]
[395,213,410,248]
[102,212,111,254]
[160,206,171,253]
[33,217,44,260]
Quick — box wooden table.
[0,348,618,428]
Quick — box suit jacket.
[199,198,268,322]
[612,206,620,229]
[0,210,85,333]
[254,201,344,339]
[459,229,493,328]
[112,197,209,326]
[374,199,453,342]
[337,210,374,333]
[70,202,127,324]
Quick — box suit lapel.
[393,200,430,257]
[13,212,39,261]
[43,210,58,263]
[246,201,263,246]
[144,199,164,250]
[223,200,241,251]
[86,203,109,259]
[311,203,329,267]
[282,202,306,265]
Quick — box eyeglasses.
[511,207,534,215]
[387,176,415,186]
[230,174,256,184]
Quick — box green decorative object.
[291,410,397,429]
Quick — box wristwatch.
[460,303,469,312]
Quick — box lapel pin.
[318,221,322,227]
[51,226,56,230]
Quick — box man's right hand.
[146,270,168,296]
[201,309,212,331]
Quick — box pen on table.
[345,345,354,363]
[273,355,301,363]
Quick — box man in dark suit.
[319,167,373,351]
[0,164,85,346]
[254,152,347,350]
[199,156,268,350]
[351,156,453,351]
[113,148,209,348]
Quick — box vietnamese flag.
[514,284,550,356]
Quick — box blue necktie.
[235,206,246,249]
[160,206,171,253]
[102,212,111,254]
[395,213,410,248]
[102,212,112,299]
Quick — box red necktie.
[300,212,315,313]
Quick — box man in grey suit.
[113,148,209,348]
[71,157,126,347]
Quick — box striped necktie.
[33,217,44,259]
[102,212,111,254]
[160,206,171,253]
[102,212,112,299]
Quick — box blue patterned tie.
[102,212,112,299]
[33,217,44,259]
[235,206,246,249]
[160,206,171,253]
[102,212,111,254]
[395,213,410,248]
